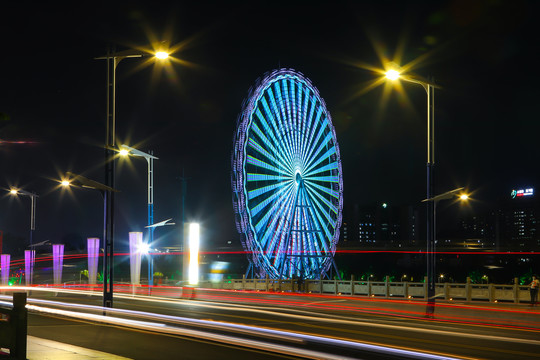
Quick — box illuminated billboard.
[511,188,534,199]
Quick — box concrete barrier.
[205,277,533,304]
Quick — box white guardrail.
[205,276,531,304]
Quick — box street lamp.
[8,188,38,246]
[155,51,169,60]
[118,144,159,286]
[422,186,469,314]
[62,172,118,193]
[61,171,118,308]
[385,66,441,316]
[95,48,169,307]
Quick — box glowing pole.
[188,223,199,285]
[52,244,64,285]
[385,69,438,316]
[129,232,143,285]
[24,250,35,286]
[60,172,117,306]
[119,145,158,287]
[96,50,169,307]
[1,254,10,285]
[148,152,155,286]
[87,238,100,285]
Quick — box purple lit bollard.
[87,238,99,285]
[52,244,64,285]
[1,254,10,285]
[24,250,35,286]
[129,232,142,286]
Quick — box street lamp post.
[96,49,143,308]
[421,187,469,314]
[119,144,159,287]
[385,68,440,315]
[9,188,38,246]
[95,48,169,307]
[60,172,118,308]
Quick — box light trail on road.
[3,285,540,331]
[3,289,540,350]
[0,294,466,360]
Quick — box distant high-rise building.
[457,186,539,250]
[339,203,419,247]
[500,187,538,248]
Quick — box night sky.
[1,1,539,253]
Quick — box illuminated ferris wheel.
[232,69,343,279]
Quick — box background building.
[340,203,419,248]
[341,186,539,251]
[455,187,539,250]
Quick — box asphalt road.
[28,313,299,360]
[9,288,540,359]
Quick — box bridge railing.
[210,276,532,304]
[41,277,532,304]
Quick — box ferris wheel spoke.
[248,179,289,201]
[304,179,340,200]
[301,105,324,166]
[254,183,294,238]
[303,132,333,173]
[271,197,297,271]
[298,196,314,260]
[247,173,292,182]
[304,182,338,216]
[273,83,297,162]
[282,79,298,158]
[302,105,323,161]
[309,209,332,254]
[292,80,304,161]
[302,98,317,169]
[260,94,295,165]
[294,81,303,161]
[304,146,337,177]
[298,90,309,164]
[266,90,296,165]
[250,121,294,174]
[295,81,305,163]
[249,179,294,218]
[302,117,329,167]
[305,175,340,184]
[259,98,294,166]
[304,186,336,228]
[278,80,298,157]
[265,217,289,259]
[299,186,330,255]
[304,161,339,179]
[298,94,315,162]
[246,153,290,177]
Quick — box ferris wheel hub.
[295,172,303,186]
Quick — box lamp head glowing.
[61,180,71,187]
[459,194,469,201]
[385,69,400,81]
[119,149,129,156]
[139,242,151,255]
[9,189,18,195]
[155,51,169,60]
